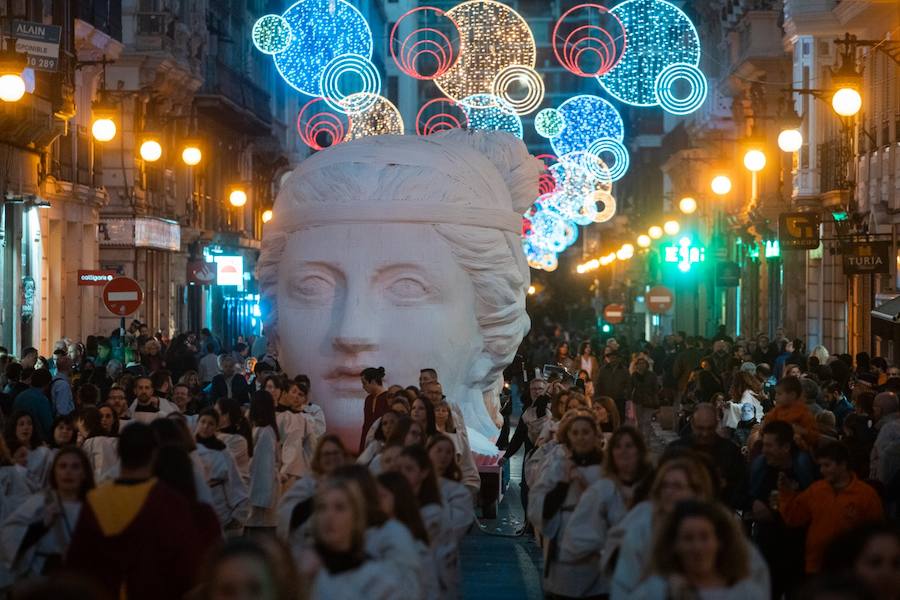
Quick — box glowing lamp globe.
[139,140,162,162]
[831,87,862,118]
[0,73,25,102]
[678,197,698,215]
[648,225,663,239]
[637,234,651,248]
[527,285,536,295]
[617,243,635,260]
[229,190,248,208]
[663,220,680,236]
[262,209,273,224]
[777,129,803,153]
[710,175,732,196]
[91,118,117,142]
[743,149,766,173]
[182,145,202,166]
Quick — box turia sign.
[842,241,891,275]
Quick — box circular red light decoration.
[390,6,461,80]
[296,97,351,151]
[552,3,627,78]
[415,97,469,136]
[536,154,558,195]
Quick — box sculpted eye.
[386,277,431,302]
[288,275,335,303]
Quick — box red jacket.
[780,474,883,573]
[765,402,820,450]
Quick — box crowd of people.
[1,320,900,599]
[504,325,900,599]
[0,326,475,599]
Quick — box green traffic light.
[601,324,612,333]
[832,211,849,222]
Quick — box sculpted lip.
[324,366,366,381]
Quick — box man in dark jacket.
[672,337,705,398]
[666,403,747,510]
[209,354,251,405]
[596,349,631,420]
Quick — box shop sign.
[187,260,216,285]
[778,212,821,250]
[716,261,741,287]
[843,241,891,275]
[215,255,244,289]
[8,20,61,71]
[77,270,116,286]
[100,217,181,252]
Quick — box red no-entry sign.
[647,286,674,314]
[603,303,626,324]
[102,277,143,317]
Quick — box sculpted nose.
[332,290,378,354]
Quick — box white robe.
[247,426,279,527]
[365,520,427,600]
[557,477,632,597]
[0,492,81,584]
[527,445,605,598]
[277,476,317,542]
[0,466,32,524]
[302,403,327,439]
[80,436,118,483]
[633,574,768,600]
[357,439,383,468]
[196,444,250,528]
[126,397,179,423]
[277,410,313,479]
[435,478,474,599]
[312,559,405,600]
[217,431,250,485]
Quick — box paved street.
[461,455,543,600]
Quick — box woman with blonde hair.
[304,478,404,599]
[633,500,765,598]
[528,411,605,598]
[277,434,348,542]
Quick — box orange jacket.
[765,403,820,449]
[779,475,884,572]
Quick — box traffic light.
[601,323,612,334]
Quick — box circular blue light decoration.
[460,94,523,139]
[534,108,565,138]
[655,63,707,115]
[598,0,701,107]
[587,138,630,181]
[272,0,373,97]
[252,14,293,55]
[550,95,624,157]
[320,54,381,113]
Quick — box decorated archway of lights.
[253,0,708,271]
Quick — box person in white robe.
[195,408,250,534]
[215,397,252,485]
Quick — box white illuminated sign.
[215,255,244,289]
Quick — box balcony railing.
[201,59,272,125]
[818,138,850,194]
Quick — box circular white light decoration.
[591,190,617,223]
[550,95,624,157]
[598,0,701,108]
[491,65,544,115]
[343,94,404,141]
[460,94,523,139]
[271,0,373,97]
[654,63,707,115]
[390,6,461,80]
[252,14,293,55]
[587,138,630,181]
[320,53,381,113]
[436,0,536,104]
[552,3,627,77]
[534,108,565,138]
[541,254,559,272]
[560,150,612,186]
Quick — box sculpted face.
[277,223,482,449]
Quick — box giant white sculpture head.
[258,130,539,450]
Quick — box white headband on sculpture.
[266,202,523,234]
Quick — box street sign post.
[646,286,674,314]
[778,212,821,250]
[843,241,891,275]
[603,303,626,324]
[8,20,62,72]
[102,277,143,317]
[716,261,741,287]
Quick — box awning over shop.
[872,295,900,341]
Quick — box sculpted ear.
[466,353,496,390]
